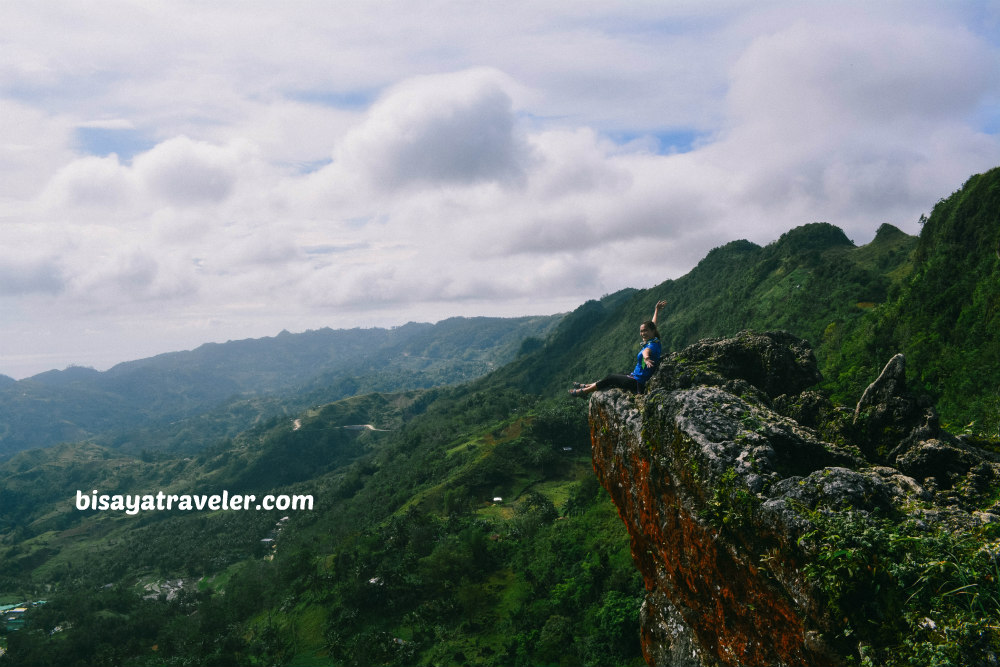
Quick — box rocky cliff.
[588,331,1000,666]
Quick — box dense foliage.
[829,170,1000,435]
[1,390,646,666]
[485,220,919,404]
[800,508,1000,666]
[1,167,998,665]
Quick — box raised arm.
[652,300,668,326]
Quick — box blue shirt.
[630,338,661,386]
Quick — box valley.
[1,167,998,665]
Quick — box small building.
[4,607,27,631]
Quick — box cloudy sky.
[2,1,999,379]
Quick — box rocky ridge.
[588,331,1000,666]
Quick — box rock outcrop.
[588,331,1000,666]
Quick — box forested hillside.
[1,168,997,666]
[0,315,561,456]
[829,168,1000,435]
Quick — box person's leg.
[570,374,640,396]
[594,374,639,393]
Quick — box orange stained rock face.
[589,403,834,667]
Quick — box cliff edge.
[589,331,1000,666]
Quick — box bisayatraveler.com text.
[75,489,314,515]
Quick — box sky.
[2,1,999,380]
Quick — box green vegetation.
[703,467,759,530]
[828,171,1000,434]
[0,390,645,666]
[488,220,920,406]
[493,169,998,439]
[799,508,1000,666]
[1,167,999,665]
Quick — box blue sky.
[74,125,157,159]
[1,1,999,379]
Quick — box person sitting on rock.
[570,300,667,396]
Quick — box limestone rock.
[587,331,1000,666]
[850,353,938,462]
[648,330,822,401]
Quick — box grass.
[285,603,329,666]
[525,477,583,511]
[799,508,1000,665]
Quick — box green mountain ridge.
[489,220,921,404]
[0,316,562,457]
[1,166,998,665]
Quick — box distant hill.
[1,168,997,666]
[0,316,561,456]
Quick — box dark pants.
[594,374,640,393]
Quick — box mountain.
[829,169,1000,434]
[0,315,561,457]
[487,176,996,437]
[1,167,998,666]
[488,220,918,401]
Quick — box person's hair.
[641,320,659,338]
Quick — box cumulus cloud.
[694,12,1000,243]
[0,100,76,200]
[37,136,266,216]
[62,244,195,304]
[132,137,244,206]
[728,18,998,136]
[528,127,632,198]
[334,68,531,189]
[43,154,136,209]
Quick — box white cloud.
[528,127,632,199]
[0,101,76,201]
[698,11,1000,243]
[729,18,998,134]
[218,99,361,168]
[132,137,243,206]
[77,118,136,130]
[334,68,530,190]
[43,154,136,209]
[1,2,999,378]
